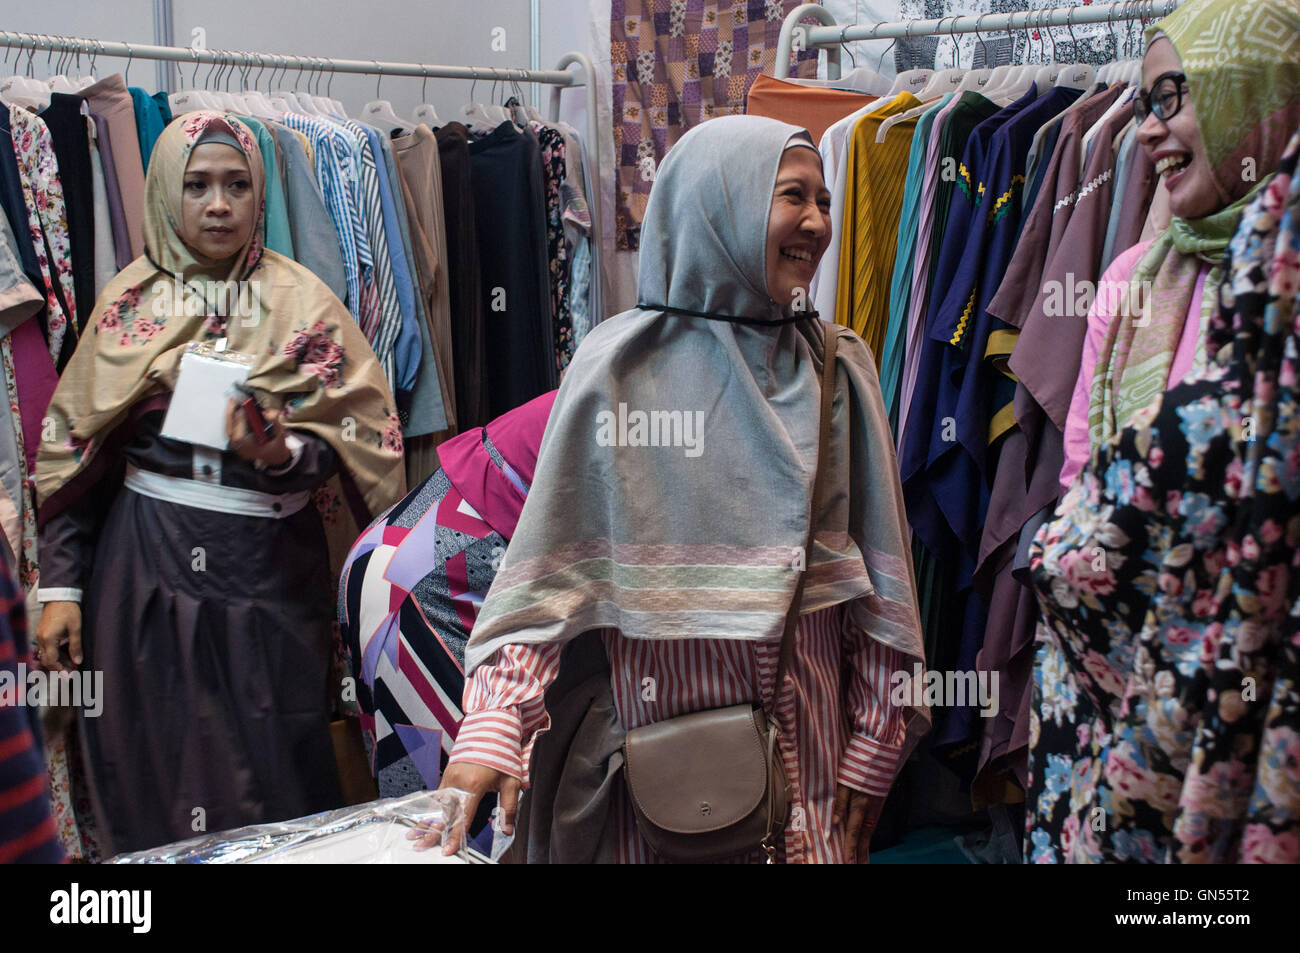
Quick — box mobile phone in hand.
[234,384,274,445]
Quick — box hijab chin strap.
[636,302,821,326]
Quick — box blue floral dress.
[1025,129,1300,864]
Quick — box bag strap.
[767,321,838,717]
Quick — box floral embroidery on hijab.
[283,320,346,389]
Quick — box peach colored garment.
[80,74,145,259]
[746,74,876,143]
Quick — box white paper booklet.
[160,345,252,451]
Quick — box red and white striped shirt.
[450,603,906,863]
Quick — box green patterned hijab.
[1087,0,1300,457]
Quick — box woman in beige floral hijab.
[32,112,404,857]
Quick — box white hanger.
[915,67,961,100]
[362,65,411,132]
[1055,63,1094,89]
[823,66,891,95]
[233,53,280,119]
[955,67,996,94]
[364,99,411,132]
[412,102,440,126]
[886,68,933,98]
[410,66,441,128]
[0,40,53,109]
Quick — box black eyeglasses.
[1133,71,1189,124]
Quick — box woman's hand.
[412,762,521,856]
[833,784,886,864]
[225,397,292,468]
[35,601,82,673]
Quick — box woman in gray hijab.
[430,115,930,863]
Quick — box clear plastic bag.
[110,790,490,864]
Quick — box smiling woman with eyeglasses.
[1059,0,1300,492]
[1034,0,1300,864]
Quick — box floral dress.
[1025,130,1300,864]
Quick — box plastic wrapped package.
[109,790,491,864]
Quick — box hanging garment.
[529,121,575,373]
[128,86,167,169]
[236,115,295,259]
[39,93,96,335]
[346,120,427,423]
[80,73,146,259]
[835,92,921,358]
[809,100,876,325]
[434,122,487,431]
[467,121,555,419]
[390,124,458,438]
[880,94,953,423]
[746,73,877,146]
[7,106,77,362]
[86,117,118,298]
[0,213,41,569]
[282,112,377,329]
[268,121,347,304]
[89,113,132,271]
[896,92,967,450]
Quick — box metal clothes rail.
[776,1,1182,80]
[0,28,604,323]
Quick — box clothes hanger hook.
[123,41,132,84]
[838,25,858,72]
[874,26,897,75]
[326,60,335,98]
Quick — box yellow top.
[834,92,921,367]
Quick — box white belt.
[124,465,312,520]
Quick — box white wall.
[2,0,544,123]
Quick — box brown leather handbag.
[620,322,838,864]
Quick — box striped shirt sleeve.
[447,641,564,785]
[838,617,907,798]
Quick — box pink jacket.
[1059,240,1209,492]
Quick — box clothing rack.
[776,1,1182,80]
[0,29,604,323]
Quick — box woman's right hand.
[413,762,520,856]
[35,601,82,672]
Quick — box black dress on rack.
[467,121,556,420]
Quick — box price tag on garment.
[160,345,253,451]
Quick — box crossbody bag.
[619,321,838,863]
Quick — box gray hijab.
[466,114,929,751]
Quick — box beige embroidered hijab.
[36,111,406,534]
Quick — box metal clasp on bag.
[761,834,776,864]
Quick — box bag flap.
[623,705,769,834]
